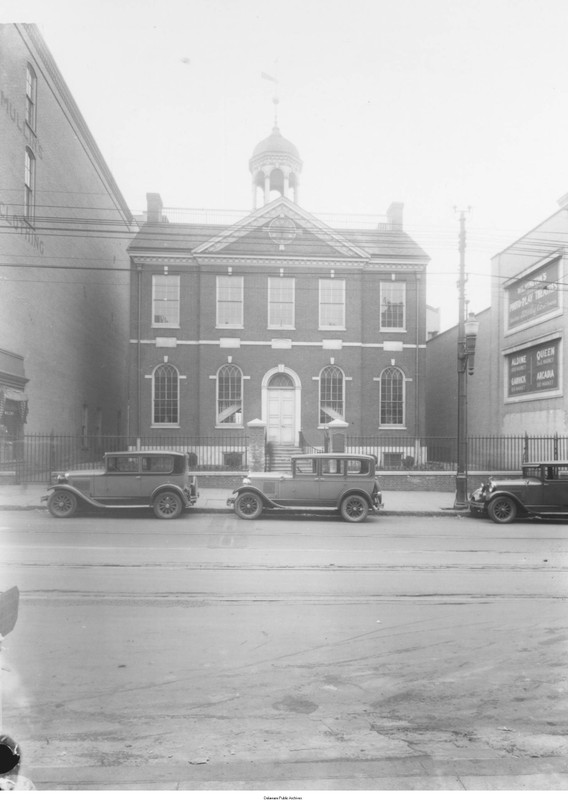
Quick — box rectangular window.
[380,281,406,330]
[25,64,37,130]
[24,148,35,223]
[319,279,345,329]
[217,275,243,328]
[268,277,295,328]
[152,274,180,327]
[293,458,317,476]
[141,455,174,473]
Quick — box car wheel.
[488,496,517,524]
[153,491,183,520]
[234,492,263,520]
[340,494,369,523]
[47,490,78,518]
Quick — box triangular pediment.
[192,197,369,259]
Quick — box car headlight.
[242,477,251,485]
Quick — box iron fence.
[3,432,568,483]
[345,434,568,472]
[2,433,249,483]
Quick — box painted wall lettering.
[0,89,44,158]
[507,258,559,329]
[0,201,45,254]
[507,339,560,397]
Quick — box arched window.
[153,364,179,425]
[217,364,243,425]
[24,148,35,222]
[319,365,345,424]
[380,366,405,426]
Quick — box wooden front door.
[267,373,295,443]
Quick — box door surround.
[262,366,301,445]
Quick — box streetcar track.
[2,561,566,571]
[17,591,568,604]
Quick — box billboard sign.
[507,258,560,329]
[507,339,560,398]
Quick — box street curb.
[1,504,464,516]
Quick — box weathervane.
[261,63,280,127]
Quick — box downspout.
[136,264,142,449]
[414,272,421,464]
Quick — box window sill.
[151,424,180,428]
[215,425,244,430]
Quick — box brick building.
[0,24,133,454]
[128,124,430,468]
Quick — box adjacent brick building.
[128,125,430,467]
[0,24,133,452]
[426,195,568,462]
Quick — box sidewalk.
[0,483,462,515]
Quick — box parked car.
[227,453,383,522]
[43,451,198,519]
[469,461,568,523]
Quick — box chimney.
[386,202,404,230]
[146,193,163,223]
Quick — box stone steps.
[268,444,303,471]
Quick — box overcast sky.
[6,0,568,330]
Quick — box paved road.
[1,510,567,790]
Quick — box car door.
[540,465,568,512]
[92,455,141,503]
[276,457,318,505]
[318,457,346,506]
[137,454,176,499]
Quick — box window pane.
[217,364,242,424]
[268,277,295,327]
[380,282,406,329]
[380,367,404,425]
[320,365,344,424]
[142,455,174,473]
[153,364,179,424]
[25,65,36,129]
[320,279,345,327]
[217,276,243,326]
[294,458,316,475]
[24,149,35,221]
[152,275,180,326]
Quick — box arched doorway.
[265,371,297,444]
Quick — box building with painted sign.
[493,202,567,434]
[127,124,430,467]
[426,195,568,442]
[0,24,133,458]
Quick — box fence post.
[246,419,266,471]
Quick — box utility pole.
[454,208,470,510]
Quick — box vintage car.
[227,453,383,522]
[469,461,568,523]
[43,451,198,519]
